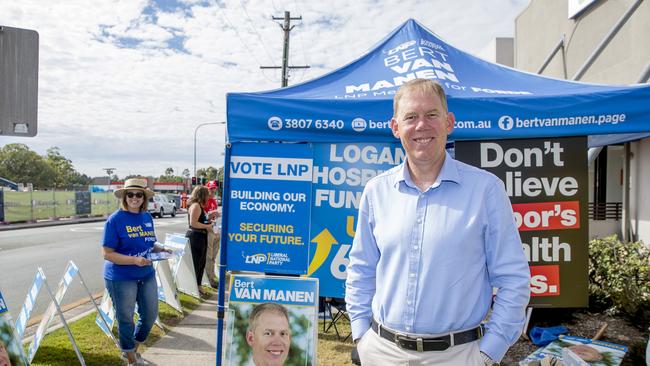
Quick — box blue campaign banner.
[226,143,313,274]
[229,275,319,307]
[228,20,650,145]
[308,142,404,298]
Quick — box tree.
[72,173,92,187]
[46,147,78,189]
[0,143,56,189]
[197,166,219,180]
[165,167,174,176]
[182,168,190,178]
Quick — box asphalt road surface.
[0,215,189,319]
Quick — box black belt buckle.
[394,333,449,352]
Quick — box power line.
[290,0,310,83]
[215,2,279,83]
[260,10,310,87]
[238,0,277,66]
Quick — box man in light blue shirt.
[345,79,530,365]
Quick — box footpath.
[142,292,220,365]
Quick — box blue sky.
[0,0,530,178]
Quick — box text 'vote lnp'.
[230,156,312,181]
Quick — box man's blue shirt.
[102,210,156,281]
[345,153,530,361]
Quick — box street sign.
[0,25,39,137]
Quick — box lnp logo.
[351,118,367,132]
[498,115,514,130]
[267,116,283,131]
[386,40,416,55]
[244,253,267,265]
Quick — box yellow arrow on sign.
[307,229,338,276]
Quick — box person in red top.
[204,180,221,288]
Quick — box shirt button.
[414,245,419,250]
[407,300,412,305]
[409,273,415,277]
[417,219,422,224]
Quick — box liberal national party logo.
[244,253,267,264]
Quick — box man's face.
[209,188,216,198]
[246,312,291,366]
[390,89,454,169]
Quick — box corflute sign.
[226,143,313,275]
[456,137,589,307]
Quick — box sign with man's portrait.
[224,275,318,366]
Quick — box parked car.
[148,194,176,218]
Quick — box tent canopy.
[227,19,650,146]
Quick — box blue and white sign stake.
[15,270,45,338]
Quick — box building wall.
[478,37,514,67]
[515,0,650,243]
[629,139,650,241]
[515,0,650,82]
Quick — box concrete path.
[141,292,220,365]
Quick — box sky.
[0,0,530,179]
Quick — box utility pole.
[260,11,309,87]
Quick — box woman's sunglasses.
[126,192,144,199]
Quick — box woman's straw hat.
[114,178,155,199]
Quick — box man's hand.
[480,352,495,366]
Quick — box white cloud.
[0,0,530,179]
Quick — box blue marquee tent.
[227,19,650,146]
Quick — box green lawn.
[29,291,203,366]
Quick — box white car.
[148,194,176,218]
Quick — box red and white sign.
[512,201,580,231]
[530,265,560,297]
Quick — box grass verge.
[29,290,206,366]
[28,288,357,366]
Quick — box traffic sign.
[0,25,39,136]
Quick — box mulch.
[501,308,649,365]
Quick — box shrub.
[588,235,650,320]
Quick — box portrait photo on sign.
[225,302,316,366]
[0,315,29,366]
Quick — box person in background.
[102,178,171,366]
[246,303,292,366]
[345,79,530,365]
[187,185,213,294]
[204,180,221,289]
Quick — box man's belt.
[371,319,483,352]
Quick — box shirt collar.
[393,152,461,190]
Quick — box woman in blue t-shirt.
[102,178,170,366]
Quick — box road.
[0,215,189,319]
